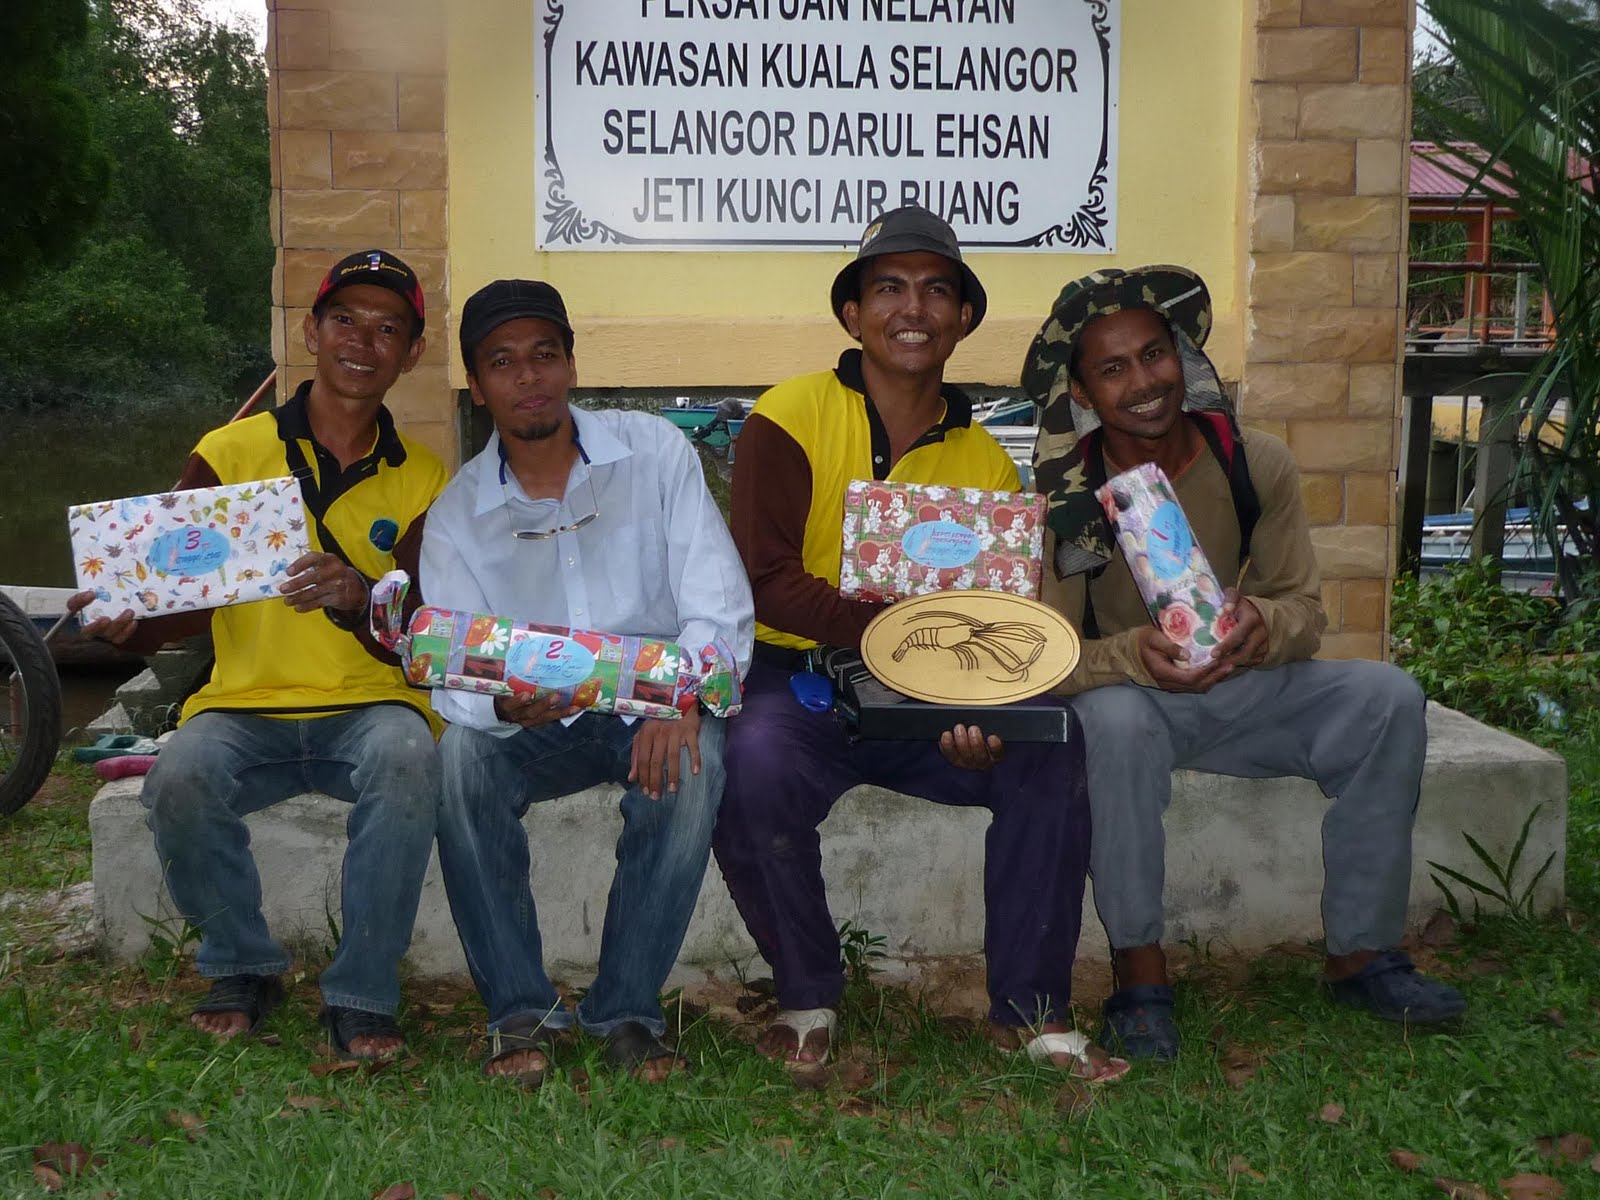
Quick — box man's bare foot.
[484,1047,549,1084]
[190,1011,251,1039]
[190,975,283,1042]
[603,1021,689,1082]
[988,1022,1131,1082]
[756,1009,836,1065]
[320,1006,405,1061]
[343,1032,405,1060]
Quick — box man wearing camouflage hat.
[1023,265,1465,1060]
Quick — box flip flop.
[603,1020,687,1078]
[764,1007,837,1066]
[1020,1029,1131,1083]
[190,973,283,1039]
[318,1005,405,1061]
[484,1018,564,1089]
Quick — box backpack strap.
[1190,412,1261,563]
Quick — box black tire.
[0,592,62,816]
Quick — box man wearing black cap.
[1024,265,1463,1060]
[710,208,1114,1079]
[420,279,752,1087]
[70,249,448,1059]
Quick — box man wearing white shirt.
[420,279,754,1087]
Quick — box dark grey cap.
[459,279,574,373]
[829,206,987,333]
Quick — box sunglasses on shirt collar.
[499,438,600,540]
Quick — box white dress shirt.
[420,406,754,735]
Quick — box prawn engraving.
[890,611,1049,682]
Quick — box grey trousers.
[1068,659,1427,957]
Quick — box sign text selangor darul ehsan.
[534,0,1119,251]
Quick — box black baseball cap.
[313,249,425,335]
[459,279,575,373]
[829,206,987,334]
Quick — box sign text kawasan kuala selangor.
[534,0,1119,251]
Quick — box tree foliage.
[0,0,270,408]
[0,1,113,288]
[1421,0,1600,597]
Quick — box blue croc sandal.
[1099,984,1180,1060]
[1325,951,1466,1024]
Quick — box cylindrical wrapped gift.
[369,571,742,718]
[1093,463,1235,666]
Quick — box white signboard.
[534,0,1118,251]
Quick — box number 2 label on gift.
[506,634,597,688]
[148,527,231,575]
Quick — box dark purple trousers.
[712,661,1091,1027]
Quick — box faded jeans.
[437,712,725,1039]
[140,706,441,1015]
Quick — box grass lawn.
[2,736,1598,1199]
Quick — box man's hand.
[1135,626,1235,694]
[66,590,138,646]
[280,551,367,615]
[494,691,582,729]
[1209,591,1269,670]
[628,707,702,801]
[940,723,1004,772]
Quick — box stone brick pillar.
[1244,0,1412,660]
[266,0,455,467]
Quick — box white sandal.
[767,1007,837,1065]
[1021,1030,1130,1083]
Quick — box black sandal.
[603,1020,687,1078]
[484,1017,563,1089]
[318,1005,405,1060]
[191,974,283,1038]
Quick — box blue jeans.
[140,706,441,1015]
[437,712,726,1039]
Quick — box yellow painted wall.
[446,2,1247,389]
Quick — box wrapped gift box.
[1095,462,1234,666]
[370,571,741,719]
[68,477,310,624]
[838,480,1045,603]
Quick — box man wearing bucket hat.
[1023,265,1465,1060]
[69,249,447,1059]
[712,207,1120,1080]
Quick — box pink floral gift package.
[68,477,311,624]
[838,480,1045,604]
[1093,463,1236,665]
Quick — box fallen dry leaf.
[1389,1149,1425,1172]
[1268,940,1320,961]
[1534,1134,1594,1166]
[309,1060,361,1078]
[1467,957,1506,977]
[790,1063,830,1091]
[285,1094,335,1110]
[33,1164,63,1193]
[259,1034,282,1046]
[33,1143,102,1177]
[1227,1156,1265,1182]
[655,1138,681,1151]
[472,1190,492,1200]
[1500,1174,1565,1199]
[163,1110,204,1133]
[1531,1009,1567,1029]
[1590,1153,1600,1174]
[832,1061,876,1092]
[1431,1178,1491,1200]
[835,1095,875,1116]
[1317,1103,1345,1125]
[1219,1048,1263,1089]
[371,1184,416,1200]
[1054,1080,1095,1118]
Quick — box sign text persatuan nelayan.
[535,0,1119,251]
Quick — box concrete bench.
[89,703,1566,980]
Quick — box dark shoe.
[1099,984,1180,1060]
[191,973,283,1038]
[603,1020,687,1078]
[484,1017,564,1089]
[1325,951,1466,1024]
[318,1005,405,1060]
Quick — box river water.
[3,394,239,735]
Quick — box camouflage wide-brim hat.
[1021,265,1212,426]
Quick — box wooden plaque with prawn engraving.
[859,591,1081,706]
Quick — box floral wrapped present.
[1094,463,1235,666]
[838,480,1045,604]
[68,477,310,624]
[369,571,742,719]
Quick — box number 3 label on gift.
[506,634,597,688]
[148,527,231,575]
